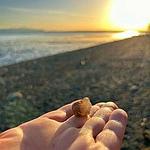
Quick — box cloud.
[1,6,97,20]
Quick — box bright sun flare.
[113,30,140,39]
[110,0,150,31]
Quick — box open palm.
[0,100,128,150]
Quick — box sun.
[110,0,150,31]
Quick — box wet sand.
[0,35,150,150]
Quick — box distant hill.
[0,28,123,34]
[0,28,44,34]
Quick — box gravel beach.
[0,35,150,150]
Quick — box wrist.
[0,127,23,150]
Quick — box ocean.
[0,31,140,67]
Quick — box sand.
[0,35,150,150]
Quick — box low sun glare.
[110,0,150,31]
[113,30,140,39]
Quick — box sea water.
[0,31,139,67]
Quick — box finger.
[54,115,88,137]
[64,115,88,128]
[80,105,115,138]
[59,100,80,117]
[80,117,105,139]
[90,102,115,117]
[89,104,102,117]
[95,102,106,107]
[96,102,118,110]
[93,101,118,124]
[40,110,66,122]
[93,106,114,123]
[96,109,128,150]
[40,100,80,122]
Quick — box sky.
[0,0,150,31]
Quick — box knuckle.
[86,117,105,126]
[114,109,128,119]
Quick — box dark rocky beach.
[0,35,150,150]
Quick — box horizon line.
[0,27,148,33]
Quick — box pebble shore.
[0,35,150,150]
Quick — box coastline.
[0,31,127,67]
[0,35,150,149]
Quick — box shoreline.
[0,34,146,69]
[0,35,150,149]
[0,30,133,68]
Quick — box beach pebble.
[80,60,86,65]
[141,118,148,127]
[143,129,150,141]
[21,73,25,77]
[141,122,145,127]
[0,77,5,85]
[72,97,92,117]
[124,134,131,140]
[0,68,8,76]
[33,60,37,64]
[143,118,148,123]
[7,92,23,101]
[130,85,139,93]
[26,95,32,100]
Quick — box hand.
[0,100,128,150]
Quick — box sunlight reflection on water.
[113,30,140,39]
[0,31,142,66]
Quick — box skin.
[0,100,128,150]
